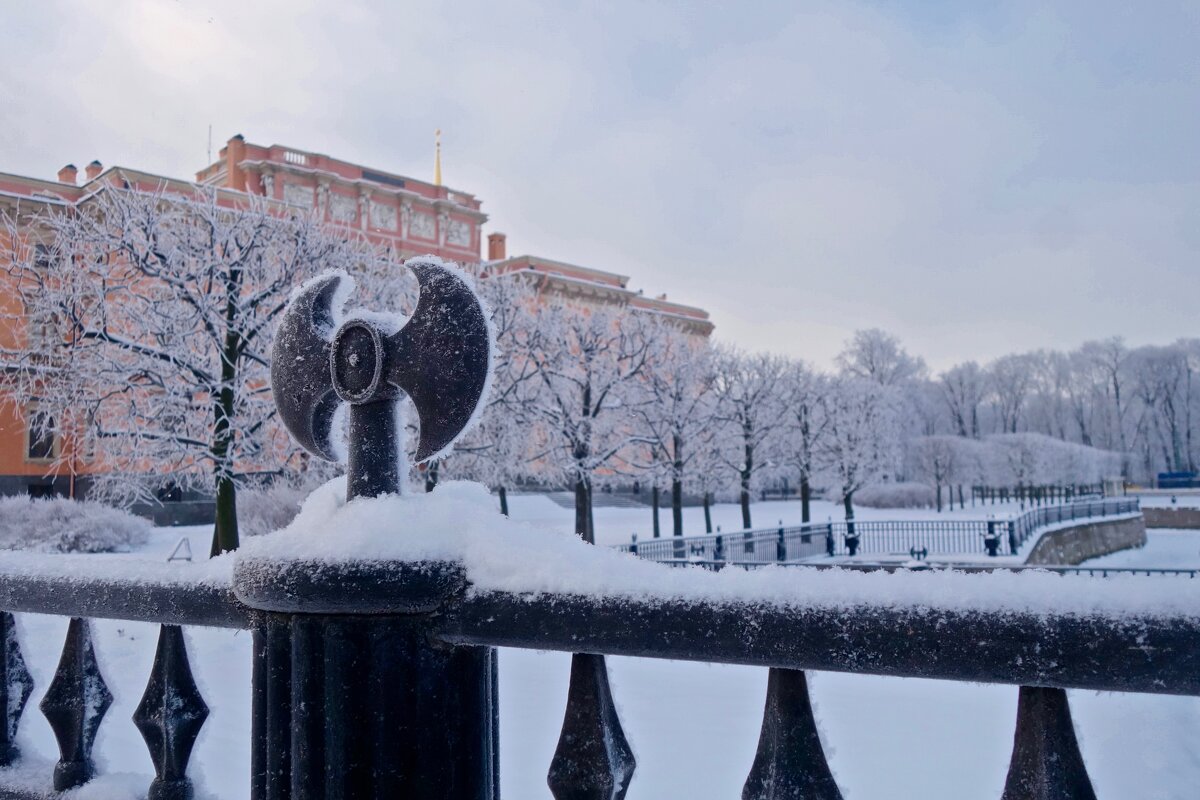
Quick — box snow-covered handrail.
[0,551,247,629]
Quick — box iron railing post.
[236,561,497,800]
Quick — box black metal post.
[347,402,401,500]
[249,608,496,800]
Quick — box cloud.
[1,0,1196,371]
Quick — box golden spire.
[434,129,442,186]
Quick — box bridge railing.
[619,497,1141,562]
[0,533,1195,799]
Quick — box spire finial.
[434,129,442,187]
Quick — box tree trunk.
[498,485,509,517]
[586,482,595,543]
[800,476,811,524]
[740,479,752,529]
[671,477,683,538]
[741,435,753,529]
[211,472,238,557]
[424,460,440,493]
[843,491,855,537]
[703,492,713,533]
[210,267,243,558]
[209,365,239,557]
[652,486,661,538]
[936,482,943,513]
[574,477,592,543]
[671,435,684,538]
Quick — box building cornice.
[240,160,488,222]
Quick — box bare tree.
[712,348,789,529]
[2,186,382,554]
[630,330,717,538]
[939,361,985,438]
[443,273,541,512]
[523,301,654,543]
[988,353,1035,434]
[819,377,901,524]
[836,328,927,387]
[910,435,959,512]
[780,360,827,523]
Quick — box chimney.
[84,160,103,181]
[227,134,247,191]
[57,164,78,185]
[487,232,507,261]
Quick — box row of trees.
[445,304,1128,535]
[0,187,1169,551]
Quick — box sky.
[1,0,1197,371]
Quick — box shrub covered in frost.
[237,481,314,538]
[0,496,151,553]
[854,482,934,509]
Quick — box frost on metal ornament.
[271,257,492,500]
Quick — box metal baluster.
[743,668,842,800]
[0,612,34,767]
[134,624,210,800]
[1001,686,1096,800]
[40,617,113,790]
[547,653,635,800]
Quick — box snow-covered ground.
[1082,529,1200,570]
[4,498,1199,799]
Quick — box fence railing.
[0,529,1195,799]
[619,497,1141,562]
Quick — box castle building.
[0,134,712,498]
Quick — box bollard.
[985,520,1000,558]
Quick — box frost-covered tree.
[836,328,927,387]
[1,186,383,554]
[712,348,789,529]
[940,361,985,438]
[909,435,961,512]
[779,360,827,523]
[987,353,1036,434]
[444,273,541,512]
[819,377,900,523]
[630,330,716,537]
[523,301,654,543]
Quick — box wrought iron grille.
[619,498,1141,562]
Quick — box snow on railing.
[0,487,1188,800]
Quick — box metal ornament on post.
[243,258,495,799]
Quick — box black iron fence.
[620,498,1141,562]
[0,531,1195,799]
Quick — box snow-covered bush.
[854,482,934,509]
[0,496,150,553]
[237,482,314,538]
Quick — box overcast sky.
[2,1,1197,371]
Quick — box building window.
[26,409,58,462]
[33,244,53,269]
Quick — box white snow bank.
[238,478,1200,620]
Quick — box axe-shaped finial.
[271,258,492,500]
